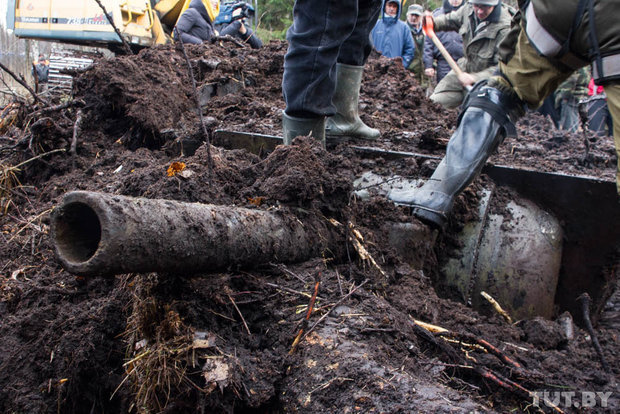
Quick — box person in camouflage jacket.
[389,0,620,228]
[429,0,513,109]
[554,67,590,133]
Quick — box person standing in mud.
[428,0,513,109]
[281,0,382,147]
[175,0,219,44]
[389,0,620,228]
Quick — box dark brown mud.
[0,41,617,413]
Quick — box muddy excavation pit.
[0,41,618,413]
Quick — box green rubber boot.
[326,63,380,140]
[388,81,524,228]
[282,112,326,148]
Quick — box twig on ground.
[211,35,246,48]
[30,99,85,118]
[411,319,523,371]
[264,282,326,301]
[335,269,344,296]
[7,208,52,243]
[577,293,611,372]
[270,263,308,284]
[480,291,513,324]
[0,62,48,105]
[71,109,83,159]
[93,0,133,55]
[174,27,213,172]
[412,320,563,413]
[228,292,251,336]
[289,273,321,354]
[300,279,368,343]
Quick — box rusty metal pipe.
[51,191,339,276]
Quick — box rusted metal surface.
[51,191,340,276]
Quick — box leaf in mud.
[248,196,264,206]
[166,161,186,177]
[202,358,230,393]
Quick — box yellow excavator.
[7,0,220,50]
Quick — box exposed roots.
[121,276,197,413]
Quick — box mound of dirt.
[0,41,618,414]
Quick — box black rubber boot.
[388,82,524,228]
[282,112,326,148]
[326,63,380,140]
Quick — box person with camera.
[219,16,262,49]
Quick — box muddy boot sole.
[412,206,447,230]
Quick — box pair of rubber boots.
[388,81,525,229]
[282,63,380,147]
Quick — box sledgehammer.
[422,14,472,91]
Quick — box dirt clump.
[0,41,618,414]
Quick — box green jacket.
[406,24,427,84]
[434,3,513,79]
[518,0,620,83]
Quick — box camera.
[214,1,255,26]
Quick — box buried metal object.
[354,172,563,320]
[51,191,340,277]
[440,187,563,320]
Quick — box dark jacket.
[175,0,215,44]
[423,0,465,82]
[32,59,50,83]
[434,0,513,79]
[220,20,263,49]
[371,0,415,67]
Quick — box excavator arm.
[7,0,218,49]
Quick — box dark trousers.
[587,98,613,137]
[282,0,381,117]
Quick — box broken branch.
[480,291,513,324]
[0,62,48,105]
[174,27,213,172]
[289,272,321,354]
[93,0,133,55]
[300,279,368,343]
[228,292,251,336]
[70,109,83,158]
[211,35,246,48]
[577,293,611,372]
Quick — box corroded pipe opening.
[51,191,340,277]
[53,201,102,264]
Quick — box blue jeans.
[282,0,381,117]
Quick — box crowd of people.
[281,0,618,227]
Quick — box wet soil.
[0,41,618,413]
